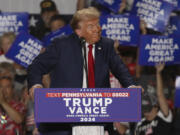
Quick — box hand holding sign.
[5,32,44,68]
[29,84,43,102]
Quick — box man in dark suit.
[28,7,139,135]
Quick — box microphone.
[80,37,88,87]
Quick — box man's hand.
[33,127,40,135]
[29,85,43,101]
[128,85,144,93]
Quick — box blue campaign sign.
[178,1,180,10]
[95,0,122,13]
[100,15,140,46]
[5,32,44,68]
[175,76,180,107]
[35,88,141,123]
[165,16,180,36]
[43,25,72,46]
[131,0,174,32]
[0,12,29,35]
[163,0,180,11]
[139,35,180,66]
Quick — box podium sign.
[35,88,141,122]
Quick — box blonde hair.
[70,7,100,31]
[0,32,16,44]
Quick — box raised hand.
[155,62,165,73]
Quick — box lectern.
[35,88,141,135]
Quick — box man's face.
[50,19,65,32]
[76,18,101,44]
[1,37,12,54]
[42,11,57,27]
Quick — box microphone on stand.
[80,37,88,87]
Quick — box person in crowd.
[0,63,38,135]
[0,76,26,135]
[118,0,127,14]
[28,7,142,135]
[0,61,27,103]
[49,15,66,32]
[112,42,136,135]
[20,86,40,135]
[30,0,59,40]
[0,62,16,80]
[135,63,173,135]
[0,32,27,92]
[125,0,134,12]
[0,32,16,63]
[173,108,180,135]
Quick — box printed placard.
[5,32,44,68]
[35,88,141,122]
[0,12,28,35]
[178,1,180,10]
[131,0,174,32]
[163,0,180,10]
[95,0,122,13]
[139,35,180,65]
[165,16,180,36]
[100,15,140,46]
[43,25,72,46]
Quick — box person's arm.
[28,39,61,100]
[77,0,85,10]
[0,91,24,124]
[1,102,24,124]
[27,39,60,89]
[114,122,129,135]
[155,63,169,117]
[135,48,142,79]
[135,20,147,78]
[29,84,43,101]
[33,126,40,135]
[118,0,126,14]
[42,74,51,88]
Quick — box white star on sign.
[29,16,38,27]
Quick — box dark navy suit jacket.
[28,33,134,89]
[27,33,135,133]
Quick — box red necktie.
[88,44,95,88]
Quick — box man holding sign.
[28,7,141,135]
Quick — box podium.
[72,126,104,135]
[34,88,141,135]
